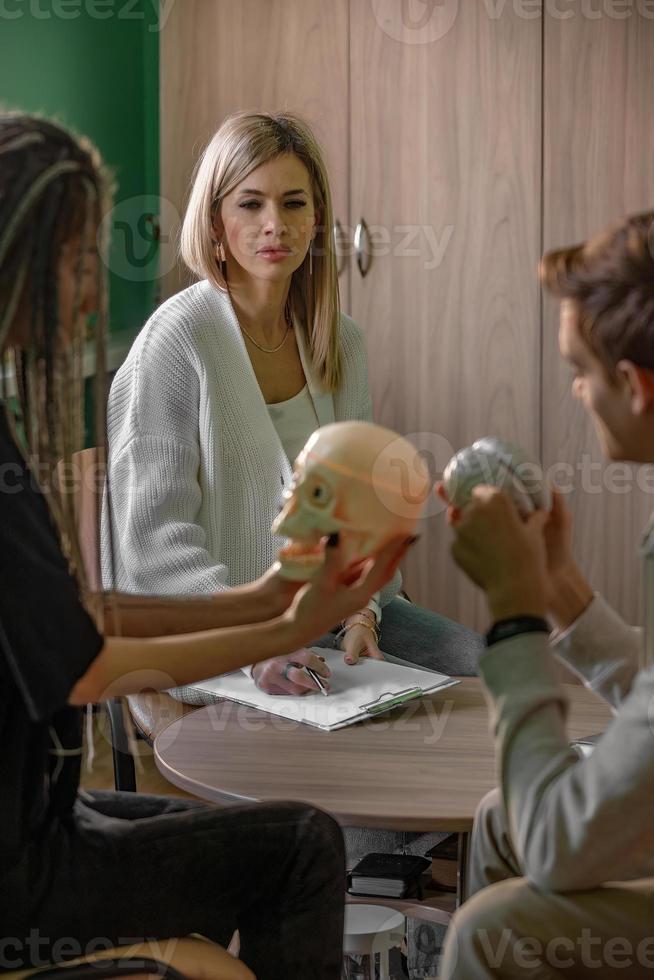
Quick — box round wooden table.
[154,677,611,920]
[154,677,611,833]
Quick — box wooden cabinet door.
[543,10,654,625]
[350,1,543,628]
[160,0,350,306]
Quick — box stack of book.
[347,853,431,899]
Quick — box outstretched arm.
[88,566,299,638]
[70,535,413,705]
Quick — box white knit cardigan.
[101,281,401,695]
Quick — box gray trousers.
[440,789,654,979]
[7,791,345,978]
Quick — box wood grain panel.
[543,9,654,625]
[160,0,350,305]
[154,678,611,831]
[350,2,543,629]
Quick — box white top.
[101,281,399,703]
[267,384,319,465]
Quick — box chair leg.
[104,698,137,793]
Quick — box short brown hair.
[540,211,654,376]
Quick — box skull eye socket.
[309,480,332,508]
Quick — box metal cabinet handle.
[333,219,347,276]
[354,218,372,278]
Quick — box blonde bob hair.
[181,110,341,391]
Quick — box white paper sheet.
[189,649,459,731]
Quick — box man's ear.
[617,360,654,415]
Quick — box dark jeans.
[375,596,483,675]
[14,791,345,979]
[314,596,484,676]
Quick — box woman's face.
[2,237,99,353]
[217,153,318,284]
[57,237,100,344]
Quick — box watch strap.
[486,615,549,648]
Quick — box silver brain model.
[443,437,551,516]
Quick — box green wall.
[0,0,161,337]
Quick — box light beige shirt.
[479,594,654,892]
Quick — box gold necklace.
[240,308,293,354]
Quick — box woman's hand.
[251,564,306,620]
[284,533,414,651]
[252,648,330,696]
[339,613,384,665]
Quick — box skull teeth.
[280,542,323,560]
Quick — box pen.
[302,665,330,697]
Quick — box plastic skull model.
[442,437,551,515]
[272,421,431,580]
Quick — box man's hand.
[543,490,594,630]
[443,484,549,622]
[252,648,330,696]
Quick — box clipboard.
[188,648,459,731]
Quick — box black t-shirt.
[0,404,104,879]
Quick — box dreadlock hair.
[0,112,112,594]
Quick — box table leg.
[456,832,469,907]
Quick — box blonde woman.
[103,111,482,699]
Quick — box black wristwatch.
[486,615,549,647]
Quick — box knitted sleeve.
[105,434,230,595]
[103,317,230,597]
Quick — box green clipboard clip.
[363,687,423,715]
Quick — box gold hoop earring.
[219,240,227,277]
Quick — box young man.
[439,211,654,979]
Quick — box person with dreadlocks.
[0,113,411,979]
